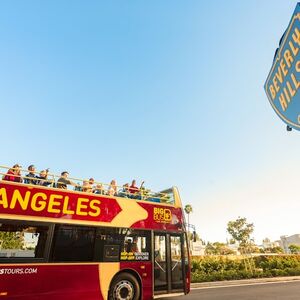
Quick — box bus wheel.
[109,272,140,300]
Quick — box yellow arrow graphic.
[111,198,148,227]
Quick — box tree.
[227,217,254,254]
[288,244,300,254]
[263,246,284,254]
[227,217,255,273]
[184,204,193,233]
[205,242,235,255]
[0,232,24,249]
[205,242,216,255]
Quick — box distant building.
[190,241,205,256]
[262,238,281,249]
[280,234,300,253]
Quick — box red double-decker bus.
[0,166,190,300]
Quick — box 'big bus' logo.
[153,207,172,223]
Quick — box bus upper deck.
[0,165,185,232]
[0,165,178,205]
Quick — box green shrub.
[191,255,300,283]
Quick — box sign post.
[264,3,300,130]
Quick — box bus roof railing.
[0,165,175,205]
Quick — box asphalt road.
[163,281,300,300]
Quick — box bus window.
[94,228,151,262]
[0,221,48,259]
[51,225,96,262]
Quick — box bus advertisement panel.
[0,181,184,231]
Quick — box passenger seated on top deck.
[140,184,149,200]
[2,164,23,183]
[57,171,78,190]
[94,183,105,195]
[89,178,98,193]
[118,183,129,198]
[89,177,95,187]
[24,165,38,185]
[108,180,117,196]
[82,180,93,193]
[36,169,52,186]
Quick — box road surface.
[163,280,300,300]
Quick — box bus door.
[154,233,185,295]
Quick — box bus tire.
[109,272,140,300]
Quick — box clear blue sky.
[1,1,299,243]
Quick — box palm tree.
[184,204,193,233]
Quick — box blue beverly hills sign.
[264,3,300,130]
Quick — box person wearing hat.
[24,165,38,185]
[2,164,23,183]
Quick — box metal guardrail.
[0,165,175,204]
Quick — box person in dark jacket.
[24,165,38,185]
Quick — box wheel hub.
[113,280,134,300]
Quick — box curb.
[191,276,300,289]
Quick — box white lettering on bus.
[0,268,37,275]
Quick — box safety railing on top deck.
[0,165,175,205]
